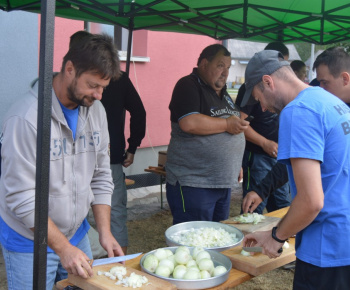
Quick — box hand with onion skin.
[243,230,283,259]
[242,191,263,213]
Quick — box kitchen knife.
[91,252,142,267]
[242,247,283,253]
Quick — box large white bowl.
[165,221,244,252]
[140,246,232,289]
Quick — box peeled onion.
[176,246,191,254]
[213,265,227,276]
[159,258,175,273]
[200,270,211,279]
[195,250,211,262]
[198,258,214,272]
[153,248,168,261]
[183,269,201,280]
[192,246,205,259]
[175,249,191,265]
[155,265,171,277]
[173,265,187,279]
[143,254,159,273]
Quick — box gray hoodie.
[0,79,113,240]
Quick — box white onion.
[183,269,201,280]
[165,249,174,257]
[174,249,191,265]
[186,260,197,268]
[155,265,171,277]
[198,258,214,272]
[167,254,177,267]
[173,265,187,279]
[109,265,127,280]
[200,270,211,279]
[143,254,159,272]
[213,265,227,276]
[240,249,251,256]
[176,246,191,254]
[153,248,168,261]
[159,258,175,273]
[283,241,290,249]
[195,250,211,262]
[192,247,204,259]
[171,227,239,248]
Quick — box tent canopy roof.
[2,0,350,44]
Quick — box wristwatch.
[271,226,287,243]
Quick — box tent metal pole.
[33,0,55,289]
[125,18,134,76]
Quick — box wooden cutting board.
[68,263,176,290]
[222,239,296,276]
[221,216,280,234]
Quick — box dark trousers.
[166,182,231,225]
[293,258,350,290]
[242,150,291,213]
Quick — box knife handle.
[278,247,283,254]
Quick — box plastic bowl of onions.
[165,221,244,252]
[140,246,232,289]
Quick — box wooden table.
[56,207,294,290]
[144,166,166,209]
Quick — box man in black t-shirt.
[166,44,249,225]
[236,42,291,214]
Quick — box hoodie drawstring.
[88,116,99,171]
[58,122,67,183]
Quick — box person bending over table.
[241,49,350,290]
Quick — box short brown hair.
[62,33,120,80]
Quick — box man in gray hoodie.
[0,33,123,289]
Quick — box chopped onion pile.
[97,266,149,288]
[170,227,239,248]
[233,213,265,224]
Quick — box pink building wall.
[51,18,219,149]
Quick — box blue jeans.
[166,182,231,225]
[242,150,291,214]
[1,233,92,290]
[110,163,128,247]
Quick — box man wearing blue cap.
[242,50,350,289]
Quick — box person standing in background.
[290,60,307,82]
[235,42,291,214]
[101,71,146,255]
[166,44,248,225]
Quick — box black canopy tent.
[2,0,350,288]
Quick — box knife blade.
[242,247,283,253]
[91,252,142,267]
[242,246,263,253]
